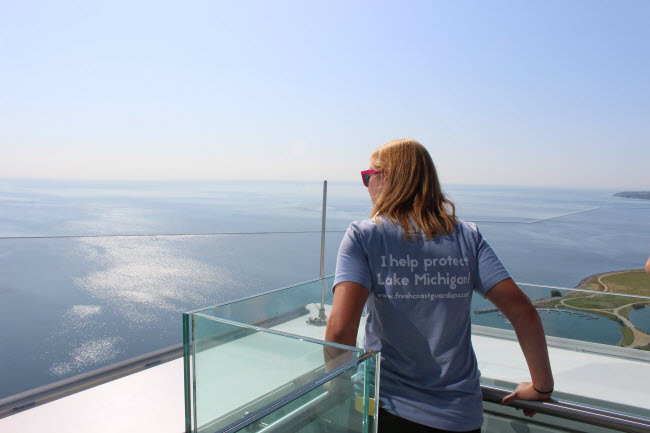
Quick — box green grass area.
[637,345,650,351]
[601,270,650,296]
[563,294,638,310]
[535,298,564,308]
[619,327,634,347]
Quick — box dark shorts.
[378,408,481,433]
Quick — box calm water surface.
[1,179,649,399]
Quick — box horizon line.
[0,177,648,192]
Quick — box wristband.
[533,385,553,394]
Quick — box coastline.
[574,269,644,290]
[613,191,650,200]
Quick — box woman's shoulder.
[455,218,479,233]
[348,217,379,233]
[348,216,399,236]
[451,219,484,245]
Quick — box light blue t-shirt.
[334,217,510,431]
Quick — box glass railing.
[185,277,650,432]
[472,281,650,352]
[182,283,379,433]
[472,282,650,432]
[197,277,334,329]
[194,275,650,356]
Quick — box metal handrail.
[254,391,332,433]
[482,385,650,433]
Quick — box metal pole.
[308,180,328,326]
[320,180,327,309]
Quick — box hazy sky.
[2,1,649,188]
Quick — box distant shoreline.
[613,191,650,200]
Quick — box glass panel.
[246,351,379,433]
[474,282,650,425]
[472,282,650,350]
[198,277,337,343]
[183,306,378,433]
[201,277,335,325]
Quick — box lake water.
[1,179,649,399]
[629,307,650,334]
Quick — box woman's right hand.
[501,381,552,417]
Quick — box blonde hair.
[370,138,456,240]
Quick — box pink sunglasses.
[361,169,382,187]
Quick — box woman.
[325,138,554,432]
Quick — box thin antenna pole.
[319,180,327,310]
[307,180,329,326]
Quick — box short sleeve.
[473,228,511,296]
[333,225,373,292]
